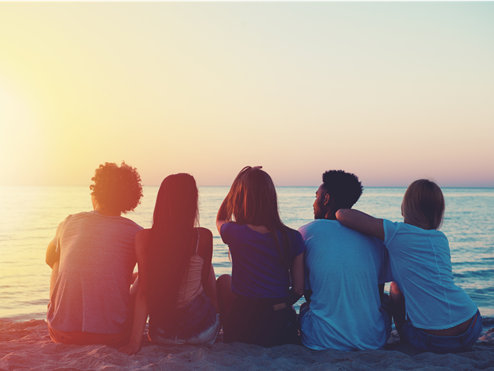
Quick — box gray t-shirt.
[47,210,142,334]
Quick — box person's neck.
[246,224,270,234]
[324,209,337,220]
[95,208,121,217]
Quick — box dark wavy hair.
[402,179,445,230]
[225,166,296,272]
[322,170,363,210]
[145,174,199,326]
[89,162,143,214]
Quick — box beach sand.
[1,319,493,370]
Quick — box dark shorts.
[403,310,483,353]
[148,292,220,345]
[224,294,299,347]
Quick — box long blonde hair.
[402,179,445,230]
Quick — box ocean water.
[0,186,493,332]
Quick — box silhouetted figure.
[298,170,393,350]
[120,174,220,355]
[216,166,305,347]
[337,179,483,353]
[46,162,143,345]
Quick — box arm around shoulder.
[336,209,385,241]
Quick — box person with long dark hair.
[216,166,306,347]
[120,174,220,355]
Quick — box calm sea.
[1,186,493,332]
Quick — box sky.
[0,2,493,187]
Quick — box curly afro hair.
[322,170,363,210]
[90,162,143,214]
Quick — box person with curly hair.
[45,162,144,345]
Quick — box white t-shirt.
[47,210,142,334]
[299,219,393,351]
[383,220,478,330]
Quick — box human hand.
[252,166,262,170]
[118,342,141,355]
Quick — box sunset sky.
[0,2,493,187]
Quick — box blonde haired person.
[336,179,482,353]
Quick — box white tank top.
[176,230,204,308]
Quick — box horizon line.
[1,184,494,189]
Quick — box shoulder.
[382,219,402,240]
[196,227,213,247]
[196,227,213,239]
[135,229,151,245]
[298,220,319,236]
[117,216,143,231]
[285,228,306,255]
[62,211,90,224]
[298,219,337,238]
[220,221,245,236]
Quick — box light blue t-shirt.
[383,220,477,330]
[299,220,393,351]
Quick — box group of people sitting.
[45,162,483,355]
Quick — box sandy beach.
[1,319,493,371]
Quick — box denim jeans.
[403,310,483,353]
[149,292,220,345]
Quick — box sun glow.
[0,2,493,187]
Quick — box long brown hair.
[402,179,445,230]
[144,174,199,325]
[225,166,295,272]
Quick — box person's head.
[402,179,445,230]
[89,162,142,215]
[152,173,199,232]
[314,170,363,220]
[226,166,280,228]
[226,166,294,274]
[146,173,199,322]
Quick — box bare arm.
[45,239,59,269]
[119,231,149,355]
[288,252,304,305]
[216,196,229,235]
[335,209,385,241]
[197,228,213,285]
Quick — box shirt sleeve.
[53,218,68,253]
[220,222,240,245]
[383,219,400,252]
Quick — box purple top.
[220,223,306,299]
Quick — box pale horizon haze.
[1,3,493,187]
